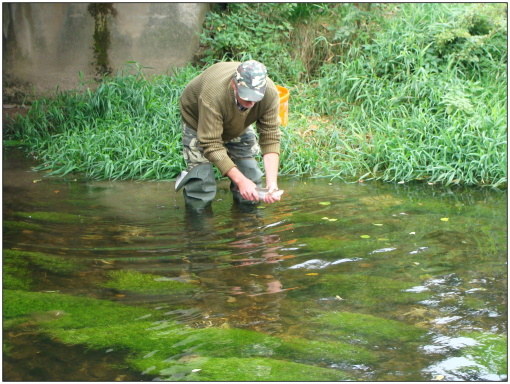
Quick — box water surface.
[3,149,507,381]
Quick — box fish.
[255,187,284,199]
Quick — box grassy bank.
[3,3,507,187]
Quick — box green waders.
[175,163,216,210]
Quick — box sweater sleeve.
[196,99,236,176]
[256,86,281,155]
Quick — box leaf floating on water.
[226,296,237,303]
[360,235,370,239]
[432,375,445,381]
[319,202,331,205]
[33,179,42,183]
[440,217,449,222]
[373,223,383,226]
[378,238,390,241]
[306,273,319,276]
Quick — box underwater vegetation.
[2,158,506,380]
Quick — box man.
[176,60,282,209]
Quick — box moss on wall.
[87,3,117,78]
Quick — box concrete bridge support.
[2,3,210,101]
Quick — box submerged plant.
[102,270,200,294]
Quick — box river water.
[3,148,507,381]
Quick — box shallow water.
[3,148,507,381]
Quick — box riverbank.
[3,4,507,188]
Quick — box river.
[3,148,507,381]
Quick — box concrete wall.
[2,3,210,101]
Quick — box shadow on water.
[3,330,148,381]
[3,148,507,381]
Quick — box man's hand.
[237,176,260,201]
[263,181,281,203]
[226,167,260,201]
[226,153,281,203]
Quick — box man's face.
[232,80,256,109]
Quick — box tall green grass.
[4,4,507,188]
[7,63,200,179]
[284,3,507,187]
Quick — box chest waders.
[175,163,216,210]
[175,158,263,209]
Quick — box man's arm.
[262,152,280,203]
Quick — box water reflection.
[180,200,298,334]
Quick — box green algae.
[4,250,33,291]
[126,327,361,381]
[293,273,431,310]
[102,270,200,294]
[460,332,507,377]
[185,326,376,365]
[312,311,427,345]
[299,235,370,253]
[274,335,376,365]
[3,290,158,327]
[3,249,83,292]
[4,249,83,275]
[14,211,87,224]
[3,290,362,380]
[158,356,352,381]
[3,266,32,291]
[2,249,86,291]
[3,220,42,233]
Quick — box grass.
[3,4,507,188]
[5,62,197,180]
[284,3,506,187]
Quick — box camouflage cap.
[234,60,267,102]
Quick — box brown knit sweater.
[179,62,281,175]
